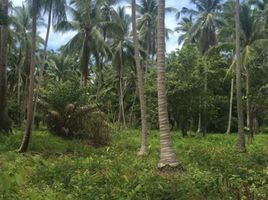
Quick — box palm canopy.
[177,0,223,53]
[137,0,176,57]
[111,6,134,71]
[175,15,195,45]
[46,54,79,82]
[41,0,67,25]
[55,0,112,86]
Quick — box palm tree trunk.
[81,33,90,87]
[18,0,38,153]
[118,70,126,126]
[235,0,246,153]
[132,0,148,155]
[203,59,208,135]
[157,0,180,169]
[145,18,152,73]
[17,49,24,106]
[197,103,201,133]
[33,4,53,124]
[0,0,10,133]
[40,2,52,83]
[246,69,250,128]
[226,78,234,135]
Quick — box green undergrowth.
[0,129,268,199]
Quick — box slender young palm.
[0,0,10,133]
[18,0,38,152]
[132,0,148,155]
[157,0,179,169]
[235,0,246,153]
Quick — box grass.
[0,129,268,200]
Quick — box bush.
[40,81,111,146]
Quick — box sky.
[11,0,192,53]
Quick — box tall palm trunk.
[226,78,234,135]
[40,2,52,83]
[81,32,90,87]
[145,18,152,73]
[17,50,25,125]
[18,0,38,153]
[118,67,126,126]
[33,3,52,124]
[235,0,246,153]
[17,49,24,106]
[157,0,179,169]
[245,69,250,128]
[0,0,10,133]
[132,0,148,155]
[203,61,208,135]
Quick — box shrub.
[40,81,111,146]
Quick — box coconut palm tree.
[0,0,11,133]
[56,0,109,87]
[35,0,67,92]
[111,7,134,126]
[18,0,39,152]
[157,0,179,169]
[239,4,266,129]
[132,0,148,155]
[178,0,223,134]
[137,0,176,71]
[220,2,267,131]
[11,5,32,108]
[235,0,246,153]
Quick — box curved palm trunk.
[235,0,246,153]
[226,78,234,135]
[0,0,10,133]
[132,0,148,155]
[157,0,179,169]
[18,0,38,153]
